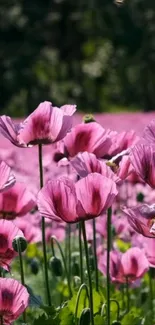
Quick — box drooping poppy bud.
[79,308,91,325]
[49,256,63,277]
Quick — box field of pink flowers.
[0,103,155,325]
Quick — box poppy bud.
[71,260,80,276]
[73,276,81,289]
[78,308,91,325]
[112,321,121,325]
[49,256,63,276]
[136,192,144,203]
[12,236,27,253]
[83,114,95,124]
[30,258,39,275]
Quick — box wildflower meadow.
[0,101,155,325]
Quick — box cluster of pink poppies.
[0,101,155,323]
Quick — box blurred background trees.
[0,0,155,116]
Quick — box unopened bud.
[49,256,63,276]
[79,308,91,325]
[12,236,27,253]
[83,114,96,124]
[30,258,39,275]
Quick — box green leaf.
[33,314,58,325]
[68,289,103,318]
[59,306,74,325]
[94,315,105,325]
[39,304,56,317]
[121,311,142,325]
[26,243,43,259]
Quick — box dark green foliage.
[1,0,155,115]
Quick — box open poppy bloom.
[37,173,118,223]
[0,101,76,147]
[0,161,15,192]
[70,151,120,183]
[0,182,36,220]
[99,247,149,283]
[0,278,29,324]
[63,122,114,158]
[130,143,155,188]
[0,219,24,270]
[143,119,155,144]
[122,204,155,237]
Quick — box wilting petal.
[108,130,138,157]
[122,204,155,237]
[0,161,16,192]
[0,116,23,147]
[70,152,102,177]
[143,119,155,144]
[130,144,155,188]
[71,152,120,183]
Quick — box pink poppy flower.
[0,182,36,220]
[120,247,149,281]
[0,161,15,192]
[0,101,76,147]
[18,101,76,146]
[0,278,29,324]
[63,122,113,158]
[14,219,41,243]
[0,115,23,147]
[142,237,155,267]
[143,119,155,144]
[130,144,155,188]
[122,204,155,237]
[0,219,24,270]
[37,173,118,223]
[70,152,120,183]
[99,248,149,283]
[108,130,138,157]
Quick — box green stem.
[149,269,154,322]
[68,224,71,280]
[121,284,125,310]
[126,277,130,313]
[79,222,84,283]
[81,221,94,325]
[75,283,90,325]
[92,219,99,291]
[17,239,26,323]
[110,299,120,321]
[38,143,51,306]
[106,207,112,325]
[51,236,72,298]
